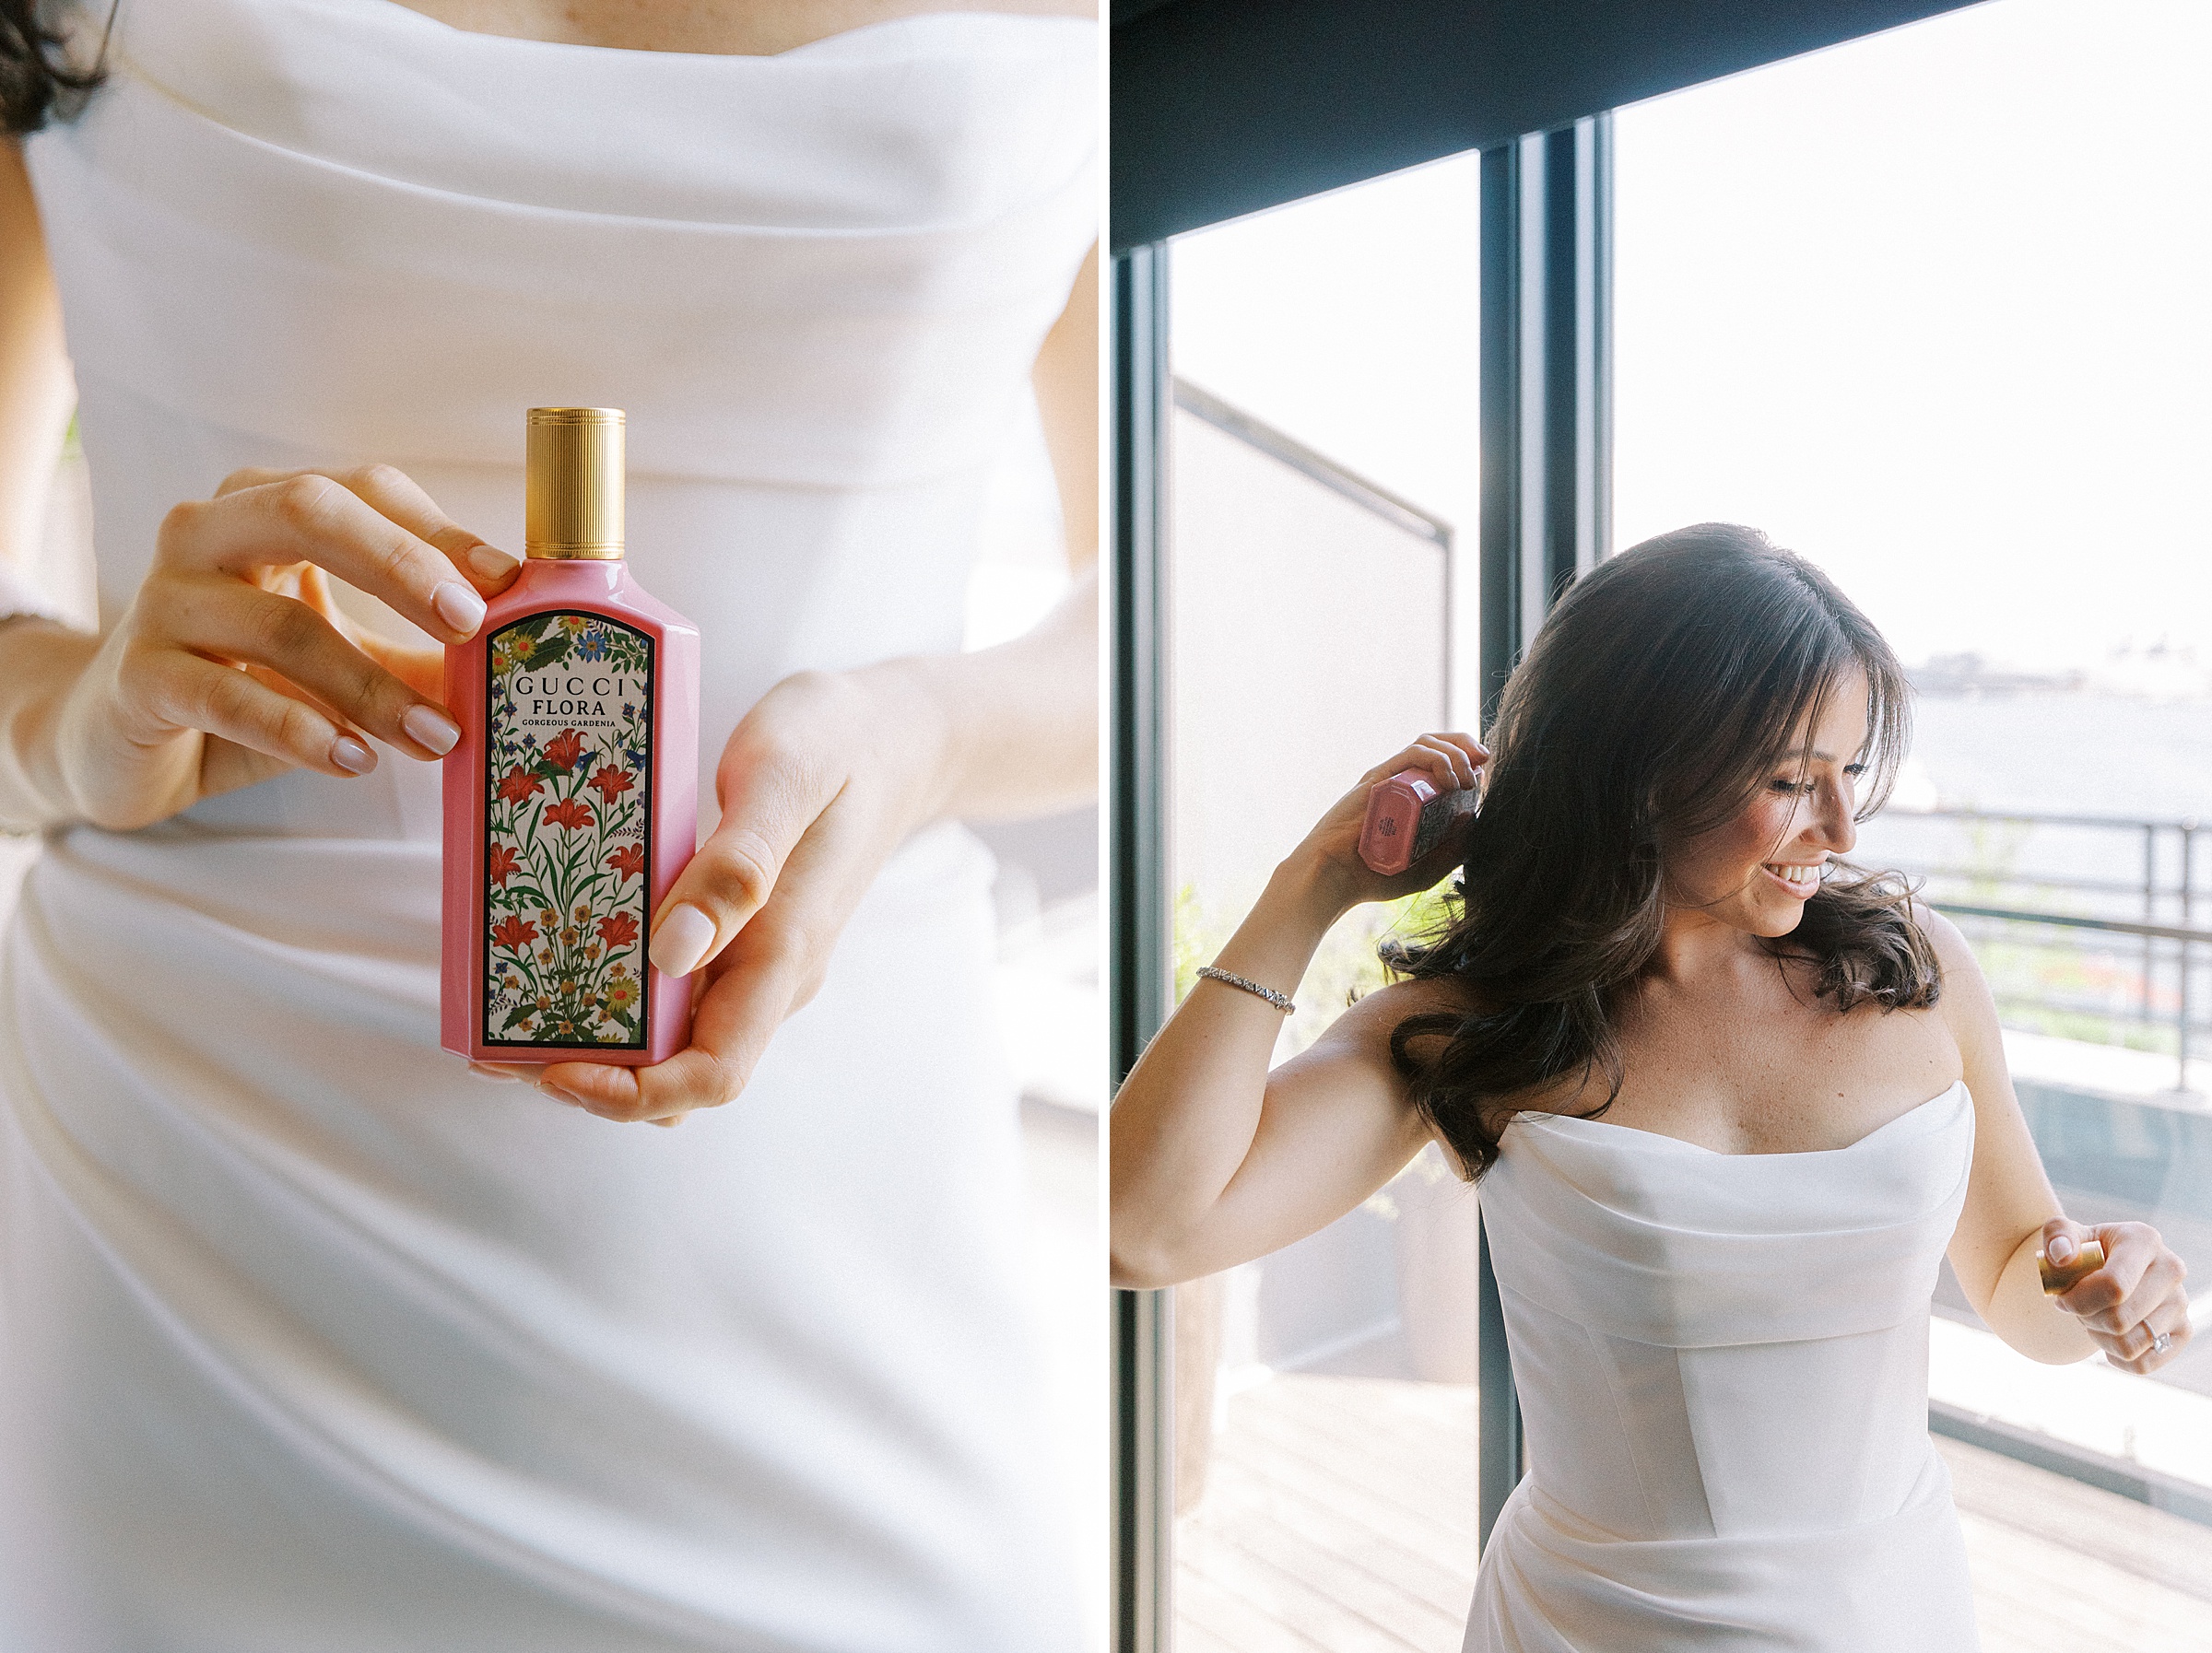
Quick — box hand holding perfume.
[441,409,701,1066]
[1359,768,1480,876]
[2038,1236,2106,1296]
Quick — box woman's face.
[1665,668,1870,938]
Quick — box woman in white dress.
[0,0,1095,1647]
[1112,524,2194,1651]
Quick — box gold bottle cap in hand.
[2038,1237,2105,1296]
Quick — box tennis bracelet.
[1194,965,1295,1014]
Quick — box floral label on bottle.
[482,611,654,1049]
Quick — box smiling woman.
[1109,522,2194,1651]
[1383,523,1935,1173]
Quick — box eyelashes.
[1768,764,1866,797]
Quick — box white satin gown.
[6,2,1096,1647]
[1468,1081,1983,1651]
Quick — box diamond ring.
[2150,1331,2173,1357]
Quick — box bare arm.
[0,137,74,580]
[1110,736,1482,1288]
[0,137,100,833]
[880,238,1098,826]
[1934,907,2190,1370]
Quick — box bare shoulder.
[1906,896,2006,1055]
[1908,897,1995,1008]
[1909,897,1977,976]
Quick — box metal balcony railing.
[1870,805,2212,1093]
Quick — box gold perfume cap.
[525,407,624,560]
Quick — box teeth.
[1766,862,1821,888]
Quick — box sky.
[1166,0,2212,685]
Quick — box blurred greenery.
[1172,876,1460,1060]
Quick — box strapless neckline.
[1523,1076,1969,1158]
[297,0,1092,60]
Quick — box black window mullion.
[1477,112,1616,1553]
[1111,242,1174,1653]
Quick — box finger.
[1411,734,1478,791]
[216,464,521,593]
[347,614,446,704]
[1434,732,1491,776]
[336,463,522,592]
[2040,1215,2093,1265]
[2054,1219,2153,1321]
[546,896,828,1124]
[1363,741,1461,791]
[160,473,494,645]
[139,651,378,779]
[2072,1236,2183,1337]
[159,576,461,759]
[2100,1295,2194,1374]
[647,747,839,980]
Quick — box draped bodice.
[25,0,1097,841]
[5,16,1096,1647]
[1481,1081,1973,1542]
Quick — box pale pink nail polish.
[402,703,461,756]
[440,408,700,1070]
[650,904,715,979]
[432,580,488,636]
[466,545,521,580]
[332,734,376,774]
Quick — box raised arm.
[1110,736,1482,1288]
[1934,906,2192,1371]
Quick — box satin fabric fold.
[9,2,1096,1646]
[1465,1084,1982,1651]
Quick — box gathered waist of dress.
[26,812,995,969]
[1520,1445,1952,1551]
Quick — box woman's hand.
[1283,733,1488,920]
[488,663,954,1126]
[1111,733,1486,1287]
[48,464,518,831]
[2041,1217,2193,1374]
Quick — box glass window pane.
[1615,0,2212,1634]
[1166,158,1482,1653]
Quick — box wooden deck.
[1176,1372,2212,1653]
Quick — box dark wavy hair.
[1386,522,1940,1179]
[3,0,112,135]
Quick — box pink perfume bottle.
[1359,768,1480,875]
[441,408,700,1065]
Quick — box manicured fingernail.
[2049,1235,2077,1263]
[466,545,520,580]
[466,1061,520,1084]
[650,903,715,978]
[331,734,376,774]
[401,703,462,756]
[537,1081,585,1108]
[432,580,487,635]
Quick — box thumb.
[2041,1216,2090,1265]
[2038,1215,2101,1299]
[646,750,831,980]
